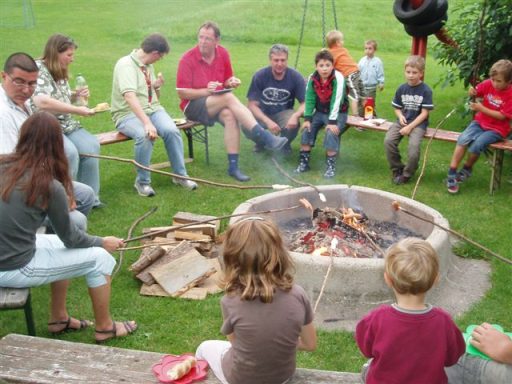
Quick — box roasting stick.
[113,206,158,276]
[411,108,456,200]
[271,157,327,202]
[392,201,512,266]
[81,153,292,191]
[122,203,309,244]
[313,238,338,314]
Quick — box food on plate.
[93,102,110,112]
[174,118,187,125]
[166,356,197,380]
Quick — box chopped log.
[142,226,177,237]
[140,283,169,297]
[135,241,194,285]
[171,268,216,298]
[174,231,211,242]
[129,246,166,273]
[150,249,214,295]
[172,211,220,233]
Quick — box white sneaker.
[172,177,198,190]
[134,182,155,197]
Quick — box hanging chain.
[294,0,308,69]
[321,0,326,47]
[331,0,338,30]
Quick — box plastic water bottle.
[364,97,375,120]
[75,73,88,106]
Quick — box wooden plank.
[150,249,213,295]
[135,241,194,285]
[0,334,360,384]
[139,283,169,297]
[174,231,211,242]
[0,288,29,309]
[96,131,130,146]
[173,211,220,232]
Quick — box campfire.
[284,205,421,258]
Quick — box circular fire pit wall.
[231,185,452,302]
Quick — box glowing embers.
[284,206,421,258]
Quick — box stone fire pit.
[231,185,490,331]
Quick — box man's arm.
[247,99,280,133]
[286,101,304,129]
[177,87,213,101]
[123,91,157,140]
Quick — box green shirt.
[111,50,163,126]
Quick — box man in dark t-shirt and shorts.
[247,44,305,155]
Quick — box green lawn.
[1,0,510,374]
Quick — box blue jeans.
[300,112,348,152]
[63,128,101,201]
[0,235,115,289]
[457,121,503,154]
[116,110,187,185]
[445,354,512,384]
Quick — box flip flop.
[95,320,137,344]
[48,317,92,335]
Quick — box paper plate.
[152,354,208,384]
[464,324,512,360]
[174,118,187,126]
[213,88,232,95]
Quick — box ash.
[281,209,422,258]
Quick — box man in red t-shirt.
[176,21,287,182]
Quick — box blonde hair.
[365,40,378,50]
[490,59,512,83]
[326,30,343,48]
[384,238,439,295]
[405,55,425,72]
[222,217,294,303]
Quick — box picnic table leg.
[204,125,209,165]
[184,128,194,160]
[24,291,36,336]
[489,149,504,195]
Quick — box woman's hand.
[75,106,95,116]
[102,236,125,253]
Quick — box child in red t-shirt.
[446,59,512,193]
[355,238,465,384]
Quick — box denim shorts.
[457,121,503,154]
[300,111,348,152]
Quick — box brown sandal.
[95,320,137,344]
[48,317,92,335]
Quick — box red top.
[474,79,512,138]
[176,45,233,111]
[356,304,465,384]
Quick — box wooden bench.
[0,334,360,384]
[0,288,35,336]
[346,115,512,194]
[96,120,211,165]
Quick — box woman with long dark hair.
[0,112,136,342]
[31,34,102,207]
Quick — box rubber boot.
[324,155,337,178]
[295,150,311,173]
[244,124,288,152]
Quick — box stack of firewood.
[129,212,223,300]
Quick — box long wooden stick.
[411,108,456,200]
[82,153,276,190]
[392,201,512,265]
[271,157,327,202]
[113,206,158,275]
[124,204,306,244]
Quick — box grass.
[1,0,511,374]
